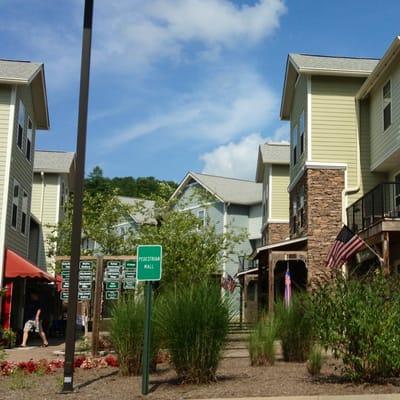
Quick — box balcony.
[347,182,400,234]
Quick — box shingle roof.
[289,54,379,74]
[260,142,290,164]
[117,196,156,225]
[34,151,75,173]
[0,59,42,83]
[189,172,262,205]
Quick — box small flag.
[284,268,291,307]
[221,274,236,293]
[326,225,364,269]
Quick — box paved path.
[5,338,66,362]
[194,395,400,400]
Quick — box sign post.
[137,245,162,395]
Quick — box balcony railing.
[347,182,400,233]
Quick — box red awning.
[4,249,54,282]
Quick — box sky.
[1,0,399,183]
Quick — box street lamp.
[237,255,245,328]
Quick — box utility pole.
[62,0,94,392]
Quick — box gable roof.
[0,59,49,129]
[281,53,379,120]
[117,196,157,225]
[357,36,400,99]
[255,142,290,182]
[172,172,262,206]
[34,151,75,174]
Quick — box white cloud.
[200,126,290,180]
[200,133,266,180]
[102,68,278,148]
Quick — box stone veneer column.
[306,168,345,285]
[266,223,290,244]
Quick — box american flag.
[221,274,236,293]
[326,225,364,269]
[284,268,291,307]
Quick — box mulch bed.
[1,357,400,399]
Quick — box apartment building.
[255,36,400,314]
[30,150,75,271]
[0,60,53,329]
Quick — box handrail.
[346,182,400,233]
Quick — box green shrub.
[155,281,230,383]
[311,272,400,380]
[249,316,277,366]
[110,294,159,376]
[307,345,324,376]
[275,294,313,362]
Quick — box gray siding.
[4,86,36,258]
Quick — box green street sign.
[105,291,119,300]
[124,280,136,290]
[137,245,162,281]
[107,261,122,268]
[79,281,92,291]
[62,281,69,289]
[79,270,93,281]
[124,271,136,279]
[106,281,120,290]
[61,271,70,279]
[79,261,93,270]
[125,260,136,269]
[78,292,91,301]
[60,291,69,301]
[105,271,120,280]
[61,261,70,271]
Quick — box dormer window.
[17,100,25,150]
[383,80,391,131]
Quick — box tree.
[47,189,136,260]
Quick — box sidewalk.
[195,395,400,400]
[4,338,65,362]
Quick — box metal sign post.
[137,245,162,395]
[62,0,94,392]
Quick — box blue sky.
[1,0,399,182]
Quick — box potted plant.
[2,328,16,349]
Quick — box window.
[17,101,25,150]
[197,209,206,226]
[291,198,297,233]
[299,186,305,228]
[383,80,391,131]
[299,111,305,155]
[292,125,298,165]
[26,118,33,161]
[60,181,65,207]
[11,180,19,229]
[21,190,28,235]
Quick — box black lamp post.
[238,255,245,328]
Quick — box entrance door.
[244,275,258,323]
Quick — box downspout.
[342,99,362,222]
[222,202,230,276]
[39,171,45,222]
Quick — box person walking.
[21,292,49,347]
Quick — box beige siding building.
[31,151,75,272]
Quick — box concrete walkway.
[195,395,400,400]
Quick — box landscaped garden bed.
[1,356,400,399]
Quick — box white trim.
[268,167,272,220]
[236,267,258,277]
[179,202,214,212]
[222,203,228,276]
[307,76,312,161]
[305,161,347,169]
[255,236,307,255]
[55,176,61,226]
[0,87,16,289]
[267,219,290,224]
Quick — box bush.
[110,294,158,376]
[307,345,324,376]
[275,294,313,362]
[155,281,230,383]
[311,272,400,380]
[249,316,277,366]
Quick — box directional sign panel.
[106,281,120,290]
[60,291,69,301]
[61,261,71,271]
[125,260,136,270]
[137,245,162,281]
[79,281,92,291]
[105,291,119,300]
[124,280,136,290]
[79,261,93,270]
[78,292,91,301]
[62,281,70,289]
[79,270,93,281]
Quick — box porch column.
[383,231,390,275]
[268,252,274,314]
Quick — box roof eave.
[356,36,400,100]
